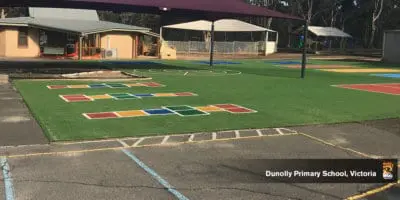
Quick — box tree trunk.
[369,0,384,48]
[0,9,7,19]
[368,23,376,48]
[266,17,272,29]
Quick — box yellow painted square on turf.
[89,94,112,100]
[68,85,89,88]
[153,93,177,97]
[125,83,143,87]
[116,110,147,117]
[195,106,225,112]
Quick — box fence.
[165,41,267,55]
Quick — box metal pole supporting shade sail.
[209,21,215,67]
[301,22,308,78]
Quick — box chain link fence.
[165,41,266,55]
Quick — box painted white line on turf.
[256,129,263,136]
[117,139,129,147]
[1,157,15,200]
[161,136,170,144]
[132,138,145,147]
[121,149,189,200]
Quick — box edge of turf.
[11,80,54,142]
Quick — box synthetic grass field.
[14,59,400,141]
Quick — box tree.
[369,0,384,48]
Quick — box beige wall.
[0,28,5,57]
[3,27,40,57]
[100,32,134,59]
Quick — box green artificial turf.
[14,59,400,141]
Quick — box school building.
[0,7,159,60]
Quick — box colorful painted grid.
[318,68,400,73]
[83,104,257,119]
[60,92,198,102]
[47,82,165,89]
[332,83,400,95]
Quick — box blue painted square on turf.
[144,109,175,115]
[133,93,154,97]
[370,73,400,78]
[194,61,241,65]
[89,84,107,88]
[268,61,301,65]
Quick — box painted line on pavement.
[345,180,400,200]
[117,139,129,148]
[234,130,240,138]
[121,149,189,200]
[299,132,382,159]
[0,133,298,159]
[1,157,15,200]
[161,136,170,144]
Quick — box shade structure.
[162,19,276,32]
[2,0,308,78]
[295,26,352,38]
[3,0,302,21]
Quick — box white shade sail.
[307,26,352,38]
[162,19,276,32]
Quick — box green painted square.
[164,105,193,111]
[175,109,208,116]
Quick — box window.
[18,27,28,48]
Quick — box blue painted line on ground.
[1,157,15,200]
[121,149,189,200]
[370,73,400,78]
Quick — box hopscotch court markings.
[47,82,165,90]
[59,92,198,102]
[82,104,257,119]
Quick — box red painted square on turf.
[175,92,195,96]
[48,85,67,89]
[86,112,118,119]
[226,107,255,113]
[214,104,241,109]
[341,84,400,95]
[380,83,400,89]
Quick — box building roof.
[162,19,276,32]
[29,7,100,21]
[4,0,303,21]
[0,17,154,35]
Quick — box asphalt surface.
[0,83,48,146]
[1,119,399,200]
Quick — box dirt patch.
[281,64,356,69]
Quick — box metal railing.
[165,41,266,55]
